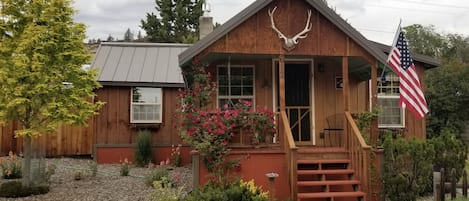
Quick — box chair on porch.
[322,113,344,147]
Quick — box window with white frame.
[131,87,162,123]
[377,74,405,128]
[217,65,255,108]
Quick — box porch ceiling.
[203,53,377,81]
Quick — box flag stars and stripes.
[386,28,428,119]
[396,32,413,70]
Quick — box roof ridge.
[101,42,192,48]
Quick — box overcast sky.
[73,0,469,44]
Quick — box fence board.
[0,120,93,156]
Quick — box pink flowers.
[177,60,276,176]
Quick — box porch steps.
[296,148,365,201]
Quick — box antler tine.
[292,9,313,43]
[268,6,287,40]
[268,6,277,17]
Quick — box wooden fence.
[0,121,93,157]
[436,168,468,201]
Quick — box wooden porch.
[222,55,378,201]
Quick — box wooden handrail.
[281,111,297,150]
[345,112,371,149]
[344,111,372,201]
[280,111,298,201]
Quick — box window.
[217,65,255,108]
[377,74,405,128]
[131,87,162,123]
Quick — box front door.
[283,63,313,144]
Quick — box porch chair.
[323,113,344,147]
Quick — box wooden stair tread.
[297,191,366,198]
[297,159,350,164]
[298,169,354,175]
[297,180,360,186]
[297,147,348,154]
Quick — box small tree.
[106,34,115,42]
[0,0,103,187]
[123,28,133,42]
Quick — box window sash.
[131,87,162,123]
[217,65,255,108]
[377,95,405,128]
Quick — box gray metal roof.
[179,0,390,66]
[91,42,190,87]
[369,41,440,68]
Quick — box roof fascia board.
[178,0,273,66]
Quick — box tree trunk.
[22,135,32,187]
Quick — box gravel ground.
[0,158,192,201]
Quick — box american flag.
[387,28,428,119]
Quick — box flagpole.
[380,20,403,80]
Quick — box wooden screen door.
[284,63,313,144]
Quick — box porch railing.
[285,106,311,142]
[344,111,372,200]
[279,111,298,201]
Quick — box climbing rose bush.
[178,60,276,180]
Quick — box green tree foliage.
[383,135,434,201]
[141,0,205,43]
[0,0,103,187]
[123,28,133,42]
[106,34,115,42]
[404,24,469,137]
[428,131,467,180]
[136,30,144,42]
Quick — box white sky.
[73,0,469,44]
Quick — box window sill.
[130,123,161,130]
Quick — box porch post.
[279,55,286,111]
[342,56,349,148]
[342,56,350,111]
[370,61,379,146]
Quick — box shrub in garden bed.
[0,181,49,198]
[145,166,170,186]
[134,130,153,167]
[0,151,22,179]
[184,179,268,201]
[383,134,434,201]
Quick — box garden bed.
[0,158,192,201]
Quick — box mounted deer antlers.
[268,6,312,50]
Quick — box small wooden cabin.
[0,43,194,163]
[89,42,192,164]
[179,0,439,201]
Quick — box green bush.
[383,135,434,201]
[0,152,22,179]
[148,181,184,201]
[184,179,268,201]
[119,158,131,176]
[428,130,467,181]
[145,167,170,186]
[134,130,153,167]
[0,181,49,198]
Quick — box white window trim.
[370,80,406,128]
[216,64,256,108]
[376,94,405,128]
[130,87,163,124]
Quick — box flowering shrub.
[0,151,22,179]
[119,158,131,176]
[183,179,268,201]
[170,144,182,167]
[178,60,276,181]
